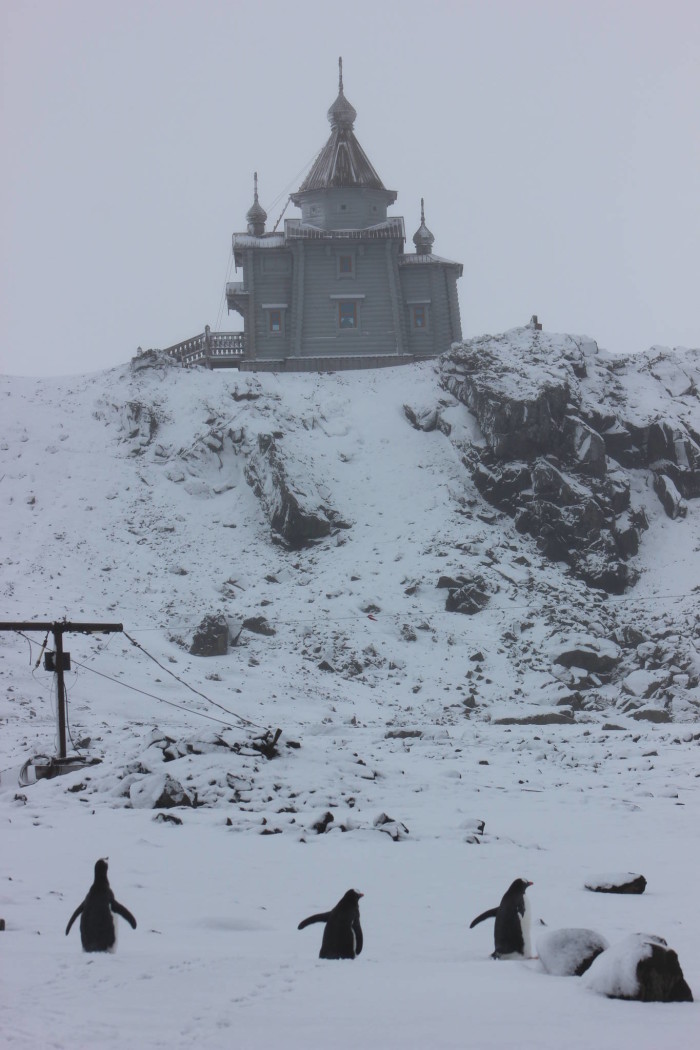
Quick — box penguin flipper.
[353,917,363,956]
[469,907,499,929]
[112,900,137,929]
[65,902,84,936]
[298,911,331,931]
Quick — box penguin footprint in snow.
[298,889,363,959]
[470,877,533,959]
[65,858,137,952]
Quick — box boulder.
[585,934,693,1002]
[374,812,409,841]
[444,576,491,615]
[622,669,672,699]
[552,639,621,675]
[654,473,688,519]
[584,873,647,894]
[242,616,276,637]
[130,774,194,809]
[190,613,229,656]
[537,928,609,976]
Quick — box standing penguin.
[470,878,533,958]
[65,858,137,952]
[298,889,363,959]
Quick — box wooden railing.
[161,326,246,367]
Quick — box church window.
[338,254,354,277]
[338,301,357,329]
[269,309,282,333]
[412,305,427,329]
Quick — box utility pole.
[0,621,122,759]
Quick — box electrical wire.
[70,658,256,730]
[122,630,263,728]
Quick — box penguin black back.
[470,877,533,958]
[65,858,137,952]
[298,889,363,959]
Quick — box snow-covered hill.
[1,329,698,1048]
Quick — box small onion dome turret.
[327,57,357,129]
[413,198,435,255]
[246,172,267,236]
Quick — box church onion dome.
[295,58,387,194]
[327,57,357,129]
[246,172,267,236]
[413,198,435,255]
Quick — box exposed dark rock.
[654,473,688,519]
[635,943,694,1002]
[586,934,693,1002]
[242,616,276,637]
[438,331,699,594]
[585,873,647,894]
[403,403,450,434]
[441,338,571,459]
[493,711,575,726]
[311,811,334,834]
[553,641,621,675]
[631,707,672,723]
[444,576,491,615]
[612,626,647,649]
[190,614,229,656]
[562,416,607,478]
[245,433,339,548]
[153,812,183,825]
[385,729,423,739]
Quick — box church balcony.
[158,327,246,369]
[226,281,248,315]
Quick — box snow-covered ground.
[1,350,698,1048]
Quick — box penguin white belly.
[520,893,532,958]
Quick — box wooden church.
[161,61,462,371]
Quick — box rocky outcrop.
[440,574,493,615]
[245,433,348,548]
[439,330,700,593]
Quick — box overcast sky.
[1,0,698,376]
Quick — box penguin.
[469,877,533,959]
[65,858,137,952]
[297,889,363,959]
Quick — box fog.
[2,0,698,375]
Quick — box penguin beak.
[527,881,533,887]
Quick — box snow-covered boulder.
[190,613,229,656]
[585,873,646,894]
[585,934,693,1002]
[130,774,194,809]
[654,473,688,519]
[537,928,609,976]
[552,639,621,675]
[622,669,672,699]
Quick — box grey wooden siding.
[251,251,293,358]
[296,188,394,231]
[296,240,402,356]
